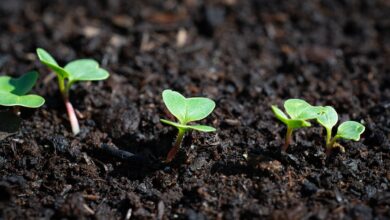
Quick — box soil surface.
[0,0,389,219]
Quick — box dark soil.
[1,0,389,219]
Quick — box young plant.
[36,48,109,135]
[316,106,365,155]
[271,99,320,151]
[160,89,216,162]
[0,71,45,109]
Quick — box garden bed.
[0,0,389,219]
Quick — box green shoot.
[160,89,216,162]
[317,106,365,155]
[0,71,45,110]
[36,48,109,135]
[271,99,320,151]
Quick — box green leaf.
[316,106,338,130]
[287,119,311,129]
[185,97,215,123]
[160,119,216,132]
[162,90,187,123]
[271,105,289,124]
[0,91,45,108]
[284,99,319,120]
[336,121,365,141]
[0,71,38,95]
[65,59,109,82]
[186,125,216,132]
[160,119,189,130]
[161,90,216,132]
[0,72,45,108]
[272,100,315,129]
[36,48,69,78]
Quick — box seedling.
[316,106,365,155]
[36,48,109,135]
[271,99,320,151]
[0,71,45,109]
[160,89,216,162]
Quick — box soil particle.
[301,180,319,197]
[57,193,94,218]
[0,182,11,202]
[97,102,140,140]
[348,204,373,220]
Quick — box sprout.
[0,71,45,109]
[36,48,109,135]
[316,106,365,155]
[160,89,216,162]
[271,99,320,151]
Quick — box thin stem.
[64,96,80,135]
[58,77,66,97]
[325,128,333,155]
[282,126,293,152]
[58,78,80,135]
[325,128,332,147]
[165,128,186,162]
[326,136,338,156]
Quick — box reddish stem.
[325,138,337,156]
[282,127,293,152]
[165,129,186,163]
[325,147,332,156]
[64,97,80,135]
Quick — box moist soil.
[0,0,389,219]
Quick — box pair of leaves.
[316,106,365,141]
[0,72,45,108]
[161,90,216,132]
[271,99,320,129]
[36,48,109,84]
[272,99,365,142]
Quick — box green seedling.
[271,99,320,151]
[160,89,216,162]
[0,71,45,109]
[316,106,365,155]
[36,48,109,135]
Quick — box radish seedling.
[271,99,320,151]
[36,48,109,135]
[160,89,216,162]
[316,106,365,155]
[0,71,45,108]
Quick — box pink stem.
[165,129,185,163]
[65,99,80,135]
[282,127,293,152]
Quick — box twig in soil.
[83,204,95,215]
[157,201,165,220]
[83,194,100,201]
[100,143,149,165]
[125,208,132,220]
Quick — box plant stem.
[326,137,338,156]
[282,126,293,152]
[325,128,332,147]
[325,128,333,156]
[59,78,80,135]
[64,96,80,135]
[165,128,186,162]
[58,77,66,95]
